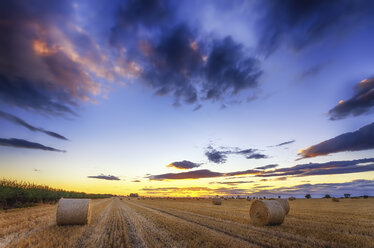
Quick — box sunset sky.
[1,0,374,197]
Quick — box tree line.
[0,179,113,209]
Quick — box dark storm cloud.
[110,0,263,106]
[87,174,120,181]
[0,110,68,140]
[255,164,278,170]
[0,138,65,152]
[275,140,295,147]
[167,160,201,170]
[110,0,172,47]
[0,1,110,116]
[140,25,202,105]
[257,158,374,178]
[328,78,374,120]
[203,36,262,100]
[298,122,374,159]
[255,0,374,56]
[205,145,268,164]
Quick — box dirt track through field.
[123,200,256,248]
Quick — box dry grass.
[0,198,373,247]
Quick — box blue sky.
[0,0,374,197]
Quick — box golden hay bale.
[271,199,290,215]
[212,198,222,205]
[288,197,296,201]
[332,197,340,202]
[250,200,285,226]
[56,199,91,225]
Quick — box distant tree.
[305,194,311,199]
[363,195,369,199]
[324,194,331,198]
[278,195,281,199]
[129,193,139,197]
[344,194,351,198]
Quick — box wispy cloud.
[274,140,295,147]
[255,164,278,170]
[205,145,268,164]
[328,78,374,120]
[132,180,141,183]
[87,174,120,181]
[0,138,65,152]
[0,110,68,140]
[148,169,225,181]
[255,0,374,56]
[167,160,201,170]
[298,122,374,159]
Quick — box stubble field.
[1,198,373,248]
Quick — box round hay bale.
[212,198,222,205]
[332,197,340,202]
[272,199,290,215]
[56,199,90,225]
[288,197,296,201]
[250,200,285,226]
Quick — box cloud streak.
[274,140,295,147]
[0,138,65,152]
[298,122,374,159]
[87,174,120,181]
[167,160,201,170]
[257,158,374,178]
[142,179,374,197]
[328,78,374,120]
[255,164,278,170]
[148,158,374,181]
[0,110,68,140]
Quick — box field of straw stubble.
[0,197,373,248]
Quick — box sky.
[1,0,374,198]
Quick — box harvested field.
[0,198,373,248]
